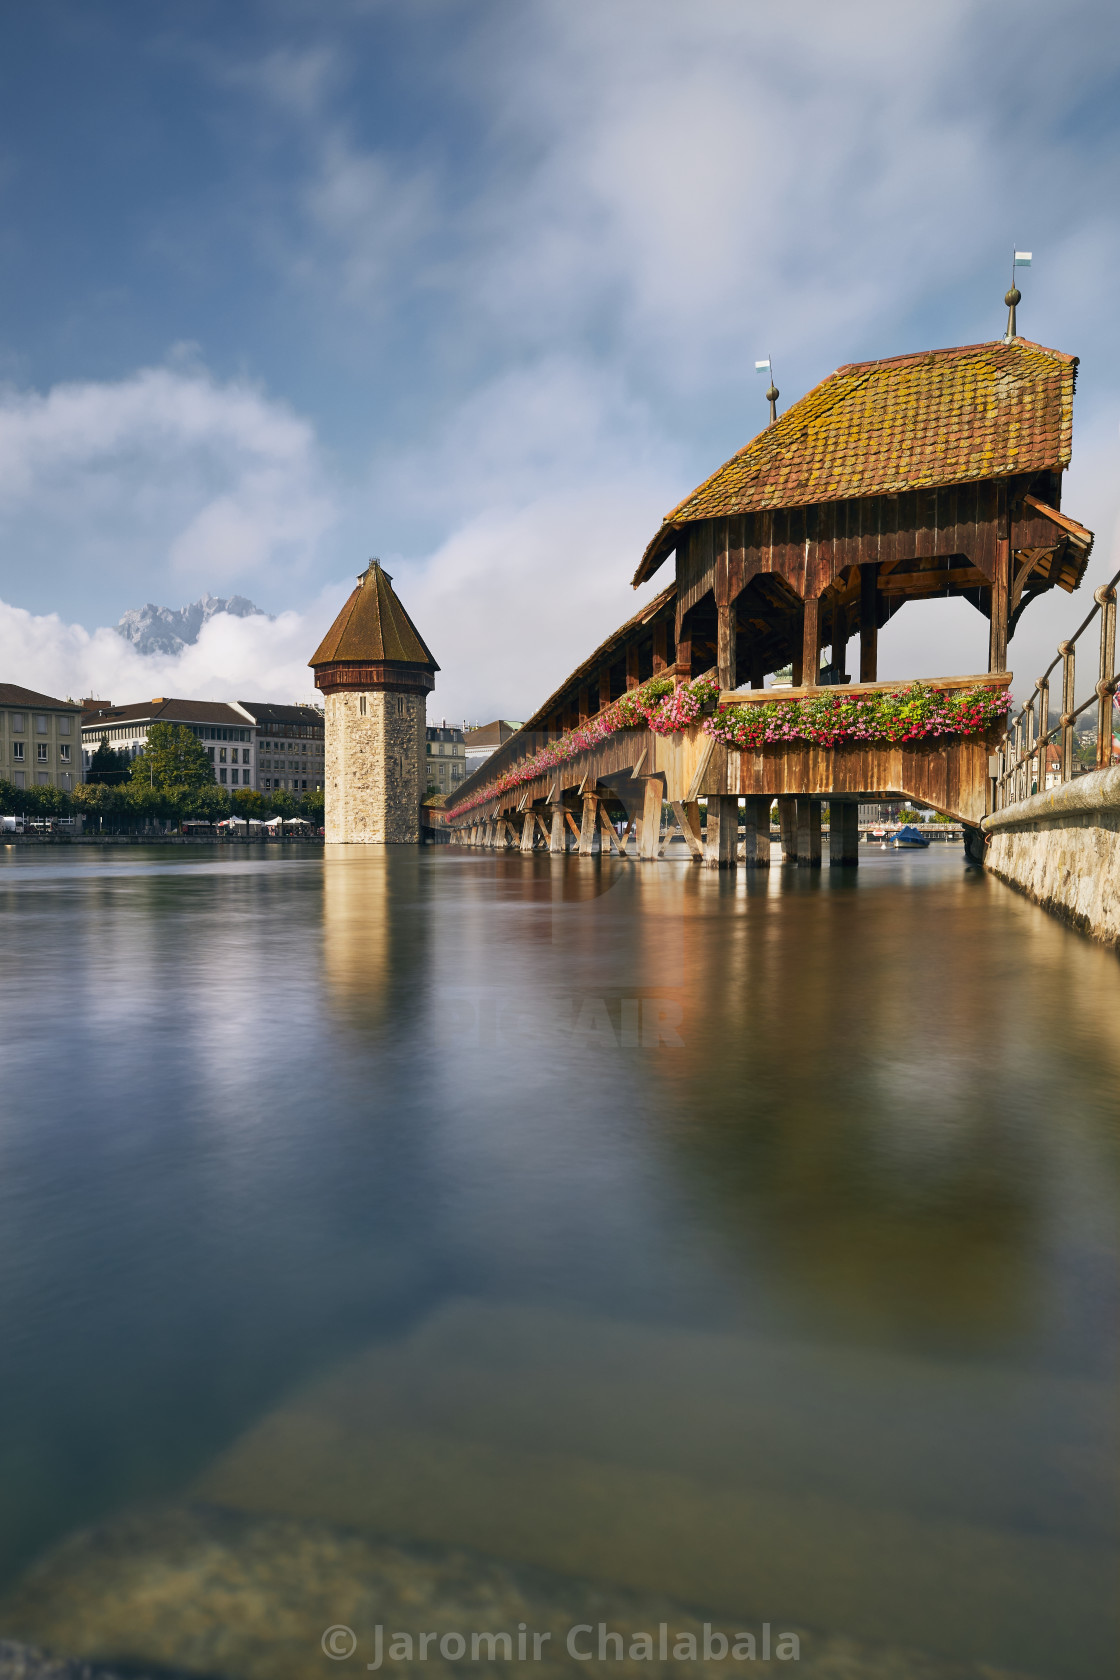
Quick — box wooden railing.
[992,565,1119,810]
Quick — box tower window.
[359,694,367,716]
[396,696,405,716]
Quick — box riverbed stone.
[0,1505,1041,1680]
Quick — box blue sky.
[0,0,1118,715]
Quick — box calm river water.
[0,844,1115,1680]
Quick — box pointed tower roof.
[310,560,438,695]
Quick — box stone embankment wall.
[983,767,1120,947]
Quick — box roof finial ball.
[755,357,779,426]
[1004,250,1031,342]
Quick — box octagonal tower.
[309,560,439,844]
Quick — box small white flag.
[755,359,771,372]
[1014,251,1032,266]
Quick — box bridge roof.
[634,337,1078,584]
[309,560,438,671]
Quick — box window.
[61,773,71,791]
[59,717,70,736]
[301,780,307,790]
[396,696,405,716]
[60,745,71,763]
[207,747,214,762]
[12,742,23,761]
[219,748,227,762]
[35,715,47,734]
[359,695,368,716]
[36,771,48,785]
[37,744,48,761]
[219,769,227,783]
[12,714,23,733]
[13,771,24,789]
[231,769,239,784]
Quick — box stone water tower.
[309,560,439,844]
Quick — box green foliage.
[0,778,20,812]
[232,788,265,819]
[130,722,215,790]
[302,787,325,823]
[87,737,132,784]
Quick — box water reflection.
[0,847,1115,1680]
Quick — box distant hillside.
[115,593,273,656]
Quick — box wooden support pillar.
[859,564,878,683]
[599,668,612,711]
[676,633,692,681]
[989,484,1010,674]
[801,597,821,688]
[578,686,590,724]
[832,607,849,681]
[829,801,860,867]
[652,622,668,674]
[717,602,737,692]
[704,795,738,869]
[670,800,703,860]
[777,796,797,860]
[520,811,536,852]
[578,793,598,856]
[795,797,821,867]
[749,645,766,690]
[626,644,641,691]
[638,777,664,861]
[549,800,566,854]
[742,796,772,867]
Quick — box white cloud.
[0,365,336,610]
[0,589,348,709]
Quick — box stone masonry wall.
[325,690,426,844]
[983,766,1120,948]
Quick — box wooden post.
[638,778,663,861]
[670,799,703,860]
[832,605,849,681]
[704,795,737,868]
[652,622,668,674]
[676,632,692,681]
[549,799,566,854]
[989,484,1010,673]
[626,645,641,691]
[599,669,612,711]
[749,645,765,690]
[717,602,737,692]
[828,802,859,867]
[801,597,821,688]
[520,811,536,852]
[743,796,771,867]
[795,796,821,867]
[578,686,590,724]
[579,793,598,856]
[777,796,796,861]
[859,564,878,682]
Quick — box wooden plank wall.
[676,481,1010,626]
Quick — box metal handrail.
[992,563,1119,811]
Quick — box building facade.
[81,697,325,792]
[463,720,523,774]
[310,560,438,844]
[0,684,84,793]
[425,724,466,796]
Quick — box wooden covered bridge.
[442,330,1093,865]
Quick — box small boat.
[891,824,931,848]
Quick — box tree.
[130,722,214,790]
[181,784,230,823]
[21,784,69,819]
[302,787,325,824]
[73,783,125,829]
[87,737,131,784]
[231,787,265,820]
